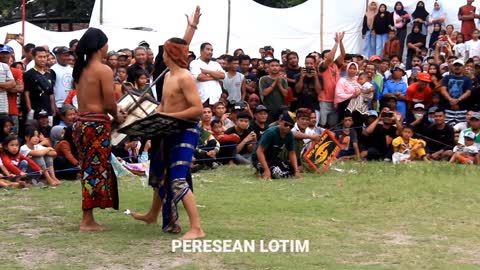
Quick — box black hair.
[321,50,331,59]
[268,58,280,64]
[239,54,251,63]
[24,43,35,53]
[200,42,212,51]
[69,39,79,48]
[32,46,47,56]
[381,58,390,63]
[2,135,18,148]
[390,55,401,62]
[24,126,38,138]
[357,72,368,78]
[305,55,316,62]
[286,51,299,61]
[412,55,423,61]
[447,55,458,61]
[169,37,188,46]
[210,119,222,128]
[11,62,24,69]
[224,55,233,63]
[403,125,414,131]
[435,108,445,114]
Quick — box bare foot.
[130,212,158,225]
[180,228,206,240]
[79,222,108,231]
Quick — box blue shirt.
[383,79,408,119]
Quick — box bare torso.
[77,61,115,114]
[161,69,195,117]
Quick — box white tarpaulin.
[0,0,477,60]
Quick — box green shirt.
[259,76,287,115]
[252,126,294,162]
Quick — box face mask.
[428,117,434,123]
[415,113,424,118]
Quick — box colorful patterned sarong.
[149,127,199,232]
[73,113,119,210]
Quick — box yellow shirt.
[392,137,426,153]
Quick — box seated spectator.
[335,113,361,160]
[53,126,80,180]
[0,158,28,188]
[225,111,256,164]
[308,111,325,135]
[247,94,261,112]
[449,131,479,165]
[201,106,213,131]
[58,104,77,127]
[292,108,320,162]
[383,96,404,123]
[392,125,429,163]
[34,109,52,145]
[212,101,234,130]
[250,105,269,140]
[1,135,43,186]
[407,103,430,137]
[252,111,301,180]
[457,112,480,145]
[423,109,454,160]
[454,110,474,132]
[193,122,220,170]
[362,108,403,161]
[20,127,60,186]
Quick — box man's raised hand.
[186,6,202,28]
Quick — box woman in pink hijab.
[335,62,362,121]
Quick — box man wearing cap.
[0,44,19,129]
[126,47,153,85]
[116,51,129,67]
[383,63,408,119]
[369,55,384,93]
[406,72,432,109]
[51,46,74,120]
[449,130,479,165]
[250,105,269,140]
[190,42,225,105]
[407,103,430,136]
[458,112,480,146]
[252,111,301,180]
[440,59,473,126]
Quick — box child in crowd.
[0,158,28,189]
[134,70,149,91]
[392,125,429,163]
[212,101,234,130]
[453,33,467,62]
[383,29,401,59]
[54,126,80,180]
[193,121,220,170]
[211,119,241,145]
[20,128,61,186]
[1,136,44,185]
[346,72,374,115]
[449,131,479,165]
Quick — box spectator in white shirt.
[466,29,480,58]
[50,46,74,116]
[190,42,225,105]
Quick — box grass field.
[1,162,480,270]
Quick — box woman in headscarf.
[373,3,392,56]
[406,23,426,70]
[362,1,378,58]
[429,0,446,27]
[411,1,429,36]
[392,1,411,59]
[334,62,362,122]
[429,23,442,49]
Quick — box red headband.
[164,40,189,69]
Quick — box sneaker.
[211,162,220,169]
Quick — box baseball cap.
[369,55,381,62]
[368,110,378,117]
[414,103,425,110]
[34,109,49,119]
[471,112,480,120]
[117,51,128,58]
[280,111,296,125]
[53,46,73,55]
[392,63,406,73]
[138,40,150,48]
[418,73,431,82]
[254,105,269,113]
[428,106,438,114]
[60,104,77,114]
[464,131,476,140]
[237,111,252,120]
[0,44,12,53]
[453,59,465,66]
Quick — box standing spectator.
[259,59,288,123]
[424,108,454,160]
[117,52,129,67]
[223,56,245,102]
[466,29,480,58]
[106,51,118,73]
[383,29,401,59]
[392,1,411,59]
[295,56,322,115]
[335,62,362,121]
[0,45,17,122]
[429,23,442,49]
[411,1,429,36]
[429,0,446,28]
[126,47,153,85]
[406,72,432,109]
[458,0,477,41]
[24,47,56,121]
[383,64,408,119]
[51,47,74,118]
[362,1,378,58]
[22,43,35,69]
[440,59,472,126]
[453,33,467,62]
[285,51,302,110]
[373,3,391,56]
[318,32,346,128]
[190,42,225,105]
[406,24,426,70]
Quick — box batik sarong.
[149,126,199,232]
[73,113,119,210]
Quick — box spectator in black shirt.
[423,108,454,160]
[126,47,153,84]
[285,51,302,110]
[294,55,322,113]
[225,111,256,164]
[250,105,269,141]
[24,47,56,120]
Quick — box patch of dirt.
[383,232,416,246]
[10,226,51,238]
[448,245,480,264]
[15,249,59,269]
[4,205,34,211]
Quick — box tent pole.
[320,0,324,52]
[100,0,104,25]
[365,0,368,11]
[22,0,26,38]
[226,0,231,54]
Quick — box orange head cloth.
[163,40,189,69]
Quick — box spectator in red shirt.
[0,135,42,185]
[406,72,432,110]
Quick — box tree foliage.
[253,0,307,8]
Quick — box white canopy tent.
[0,0,477,61]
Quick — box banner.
[302,130,341,173]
